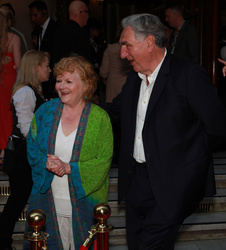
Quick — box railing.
[24,203,113,250]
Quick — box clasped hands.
[46,154,71,177]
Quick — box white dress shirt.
[133,49,167,163]
[12,86,36,137]
[39,17,50,49]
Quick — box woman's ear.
[35,64,39,73]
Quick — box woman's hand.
[46,154,71,177]
[218,58,226,77]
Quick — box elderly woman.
[0,50,50,249]
[25,55,113,249]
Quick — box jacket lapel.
[145,54,171,118]
[130,74,142,132]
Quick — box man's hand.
[218,58,226,77]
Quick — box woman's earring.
[85,96,88,100]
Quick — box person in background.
[24,55,113,249]
[100,28,132,164]
[100,41,132,102]
[101,13,226,249]
[0,3,28,56]
[28,0,60,99]
[51,0,91,65]
[0,50,50,250]
[163,21,173,48]
[165,3,200,63]
[0,8,21,168]
[28,0,59,54]
[86,18,102,73]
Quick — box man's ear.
[146,34,155,51]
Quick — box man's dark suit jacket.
[35,19,60,99]
[51,20,91,65]
[168,21,200,63]
[104,54,226,224]
[37,19,60,57]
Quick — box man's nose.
[121,46,127,59]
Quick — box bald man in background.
[51,0,91,65]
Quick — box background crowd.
[1,1,226,250]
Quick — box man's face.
[30,7,46,26]
[78,5,89,27]
[165,8,177,28]
[120,26,149,75]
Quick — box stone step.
[1,178,226,211]
[11,223,226,250]
[12,239,226,250]
[109,223,226,246]
[4,202,226,233]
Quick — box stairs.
[1,152,226,249]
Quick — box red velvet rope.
[79,246,88,250]
[94,239,97,250]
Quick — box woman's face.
[55,69,87,107]
[36,57,51,82]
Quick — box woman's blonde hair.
[12,50,49,98]
[54,55,98,102]
[0,8,10,76]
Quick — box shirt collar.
[41,17,50,30]
[138,48,167,84]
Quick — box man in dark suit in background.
[28,0,60,99]
[28,0,59,53]
[102,13,226,249]
[165,4,200,63]
[51,0,91,65]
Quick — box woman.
[25,56,113,249]
[100,41,132,102]
[0,50,50,250]
[0,8,21,166]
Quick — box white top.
[12,86,36,137]
[133,49,167,163]
[51,119,77,217]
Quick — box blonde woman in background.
[0,7,21,167]
[0,50,50,250]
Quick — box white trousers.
[57,215,75,250]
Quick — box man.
[102,13,226,249]
[0,3,28,56]
[165,4,200,63]
[28,0,59,53]
[51,0,91,65]
[28,0,60,99]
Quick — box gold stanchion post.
[93,203,114,250]
[24,209,49,250]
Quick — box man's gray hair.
[122,13,166,48]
